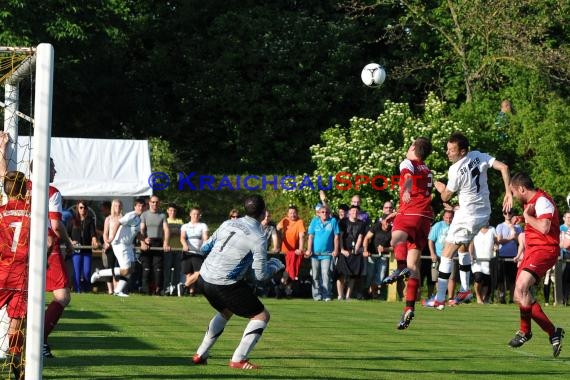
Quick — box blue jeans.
[72,250,92,293]
[311,256,332,300]
[366,256,388,286]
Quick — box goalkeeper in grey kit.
[192,195,285,370]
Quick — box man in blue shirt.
[305,205,340,301]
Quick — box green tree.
[288,93,470,218]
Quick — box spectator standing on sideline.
[91,198,145,297]
[140,195,170,295]
[496,210,522,304]
[363,214,392,299]
[261,210,280,254]
[382,137,434,329]
[335,205,366,301]
[351,194,370,227]
[433,132,511,309]
[306,205,340,301]
[180,207,209,295]
[228,209,240,220]
[276,205,305,287]
[192,195,284,369]
[426,210,456,302]
[506,173,564,357]
[165,203,183,296]
[470,224,498,304]
[67,200,98,293]
[100,201,117,295]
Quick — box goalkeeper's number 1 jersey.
[200,215,271,286]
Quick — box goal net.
[0,44,54,379]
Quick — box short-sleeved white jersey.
[180,222,209,254]
[447,151,495,218]
[112,211,141,246]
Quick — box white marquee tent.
[13,137,153,204]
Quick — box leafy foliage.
[287,93,468,219]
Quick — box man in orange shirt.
[276,205,306,291]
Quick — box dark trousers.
[163,251,182,291]
[141,239,164,294]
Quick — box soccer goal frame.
[1,43,54,379]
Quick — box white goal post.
[1,43,54,379]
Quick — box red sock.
[531,301,555,336]
[519,305,532,334]
[405,277,419,308]
[44,301,65,342]
[394,242,407,262]
[9,330,24,354]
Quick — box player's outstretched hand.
[502,192,513,214]
[267,257,285,275]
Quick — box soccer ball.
[361,63,386,87]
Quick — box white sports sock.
[196,313,228,358]
[98,267,121,279]
[231,319,268,362]
[458,251,471,292]
[435,256,453,302]
[115,279,128,294]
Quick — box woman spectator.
[102,199,123,294]
[67,200,98,293]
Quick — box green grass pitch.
[29,294,570,379]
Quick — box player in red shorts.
[383,137,434,329]
[0,170,52,379]
[507,172,564,357]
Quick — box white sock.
[435,256,453,302]
[98,267,121,279]
[231,319,268,362]
[458,251,471,292]
[115,278,128,294]
[196,313,228,358]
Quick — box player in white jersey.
[432,132,512,309]
[91,198,145,297]
[192,195,284,370]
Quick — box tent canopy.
[16,137,153,200]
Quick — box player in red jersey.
[28,158,74,358]
[507,172,564,357]
[0,170,52,379]
[383,137,434,329]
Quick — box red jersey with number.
[397,159,434,218]
[0,199,31,265]
[524,189,560,247]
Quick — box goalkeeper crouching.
[192,195,284,370]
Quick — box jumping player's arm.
[435,180,454,203]
[492,159,512,213]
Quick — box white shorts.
[112,243,135,270]
[445,210,489,245]
[472,261,490,275]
